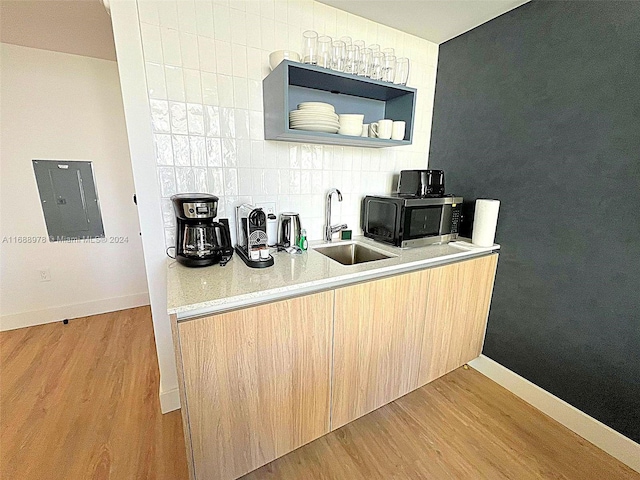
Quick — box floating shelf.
[263,60,417,148]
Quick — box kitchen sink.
[314,242,396,266]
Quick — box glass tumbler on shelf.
[369,43,381,55]
[344,45,360,74]
[382,47,395,56]
[354,40,365,51]
[331,40,346,72]
[383,54,396,82]
[302,30,318,64]
[370,51,383,80]
[317,35,332,68]
[358,47,372,77]
[340,36,352,47]
[395,57,410,85]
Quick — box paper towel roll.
[472,199,500,247]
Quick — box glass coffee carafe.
[182,225,218,258]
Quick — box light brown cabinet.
[172,253,498,480]
[176,291,333,480]
[331,254,498,428]
[419,254,498,384]
[331,268,430,429]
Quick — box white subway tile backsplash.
[150,99,170,133]
[217,74,234,107]
[245,13,262,49]
[180,32,200,69]
[161,27,182,66]
[183,69,202,103]
[224,168,239,195]
[195,1,215,37]
[172,134,191,166]
[219,107,236,137]
[230,9,247,45]
[198,36,217,72]
[190,136,207,166]
[201,72,219,105]
[158,166,177,197]
[231,44,248,77]
[158,1,179,29]
[204,105,221,136]
[176,166,195,191]
[141,23,163,63]
[215,41,233,75]
[146,62,167,99]
[177,0,198,34]
[260,18,275,53]
[234,109,250,139]
[237,139,252,167]
[144,0,435,239]
[206,137,223,166]
[232,77,249,109]
[222,138,237,166]
[154,134,174,165]
[213,3,232,42]
[165,65,186,101]
[187,103,204,135]
[169,101,188,134]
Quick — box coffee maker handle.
[216,219,234,256]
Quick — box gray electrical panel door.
[33,160,105,241]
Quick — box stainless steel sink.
[314,242,396,265]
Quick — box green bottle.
[298,228,308,251]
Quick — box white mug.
[370,119,393,139]
[391,121,406,140]
[361,124,370,137]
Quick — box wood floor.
[1,307,638,480]
[0,307,188,480]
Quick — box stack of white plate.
[289,102,339,134]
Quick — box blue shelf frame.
[263,60,417,148]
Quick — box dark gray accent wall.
[429,1,640,442]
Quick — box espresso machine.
[171,193,233,267]
[235,203,274,268]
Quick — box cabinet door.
[419,254,499,385]
[177,291,333,480]
[331,270,430,430]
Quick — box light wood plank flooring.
[0,307,188,480]
[1,307,637,480]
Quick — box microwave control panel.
[450,204,461,234]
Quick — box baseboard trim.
[469,355,640,473]
[159,387,181,414]
[0,293,150,331]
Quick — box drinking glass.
[383,54,396,82]
[340,36,352,47]
[370,52,383,80]
[317,35,332,68]
[344,45,360,74]
[302,30,318,64]
[354,40,365,50]
[369,43,380,55]
[331,40,346,72]
[358,47,372,77]
[382,47,395,56]
[395,57,410,85]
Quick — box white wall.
[109,0,438,412]
[0,43,149,331]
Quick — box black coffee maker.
[171,193,233,267]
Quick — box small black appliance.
[397,170,445,197]
[171,193,233,267]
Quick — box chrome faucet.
[324,188,348,242]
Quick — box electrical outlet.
[256,202,276,215]
[39,269,51,282]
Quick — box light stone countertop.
[167,236,500,321]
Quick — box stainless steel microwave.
[361,195,463,248]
